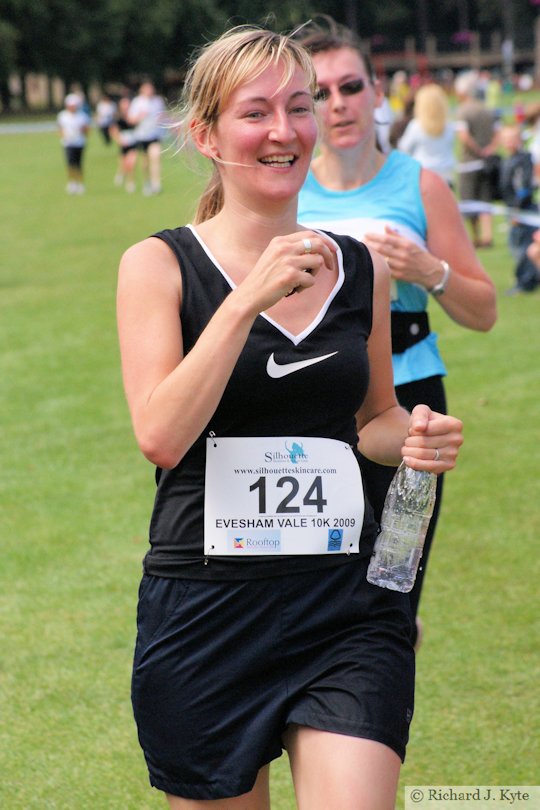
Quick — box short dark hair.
[293,15,376,82]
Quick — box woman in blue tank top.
[296,16,497,650]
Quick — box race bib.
[204,436,364,556]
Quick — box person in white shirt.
[57,93,91,194]
[454,70,500,247]
[128,81,166,195]
[95,94,117,144]
[110,95,138,192]
[398,83,456,186]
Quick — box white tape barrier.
[458,200,540,227]
[456,159,486,173]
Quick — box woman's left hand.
[401,404,463,473]
[364,226,443,290]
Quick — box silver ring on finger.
[303,238,312,254]
[433,448,440,462]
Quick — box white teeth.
[260,154,295,164]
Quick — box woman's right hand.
[117,230,337,469]
[236,230,337,314]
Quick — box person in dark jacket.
[499,125,540,294]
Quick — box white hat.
[65,93,81,108]
[454,71,479,98]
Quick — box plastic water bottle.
[367,461,437,593]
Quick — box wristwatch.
[428,260,452,297]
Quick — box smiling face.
[202,62,318,208]
[312,47,383,153]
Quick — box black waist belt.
[391,311,430,354]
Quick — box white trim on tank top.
[186,224,345,347]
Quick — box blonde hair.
[180,26,316,224]
[498,124,523,153]
[413,83,449,138]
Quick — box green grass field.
[1,128,538,809]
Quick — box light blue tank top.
[298,150,446,386]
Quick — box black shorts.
[131,558,415,800]
[137,138,161,152]
[64,145,84,168]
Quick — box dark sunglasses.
[314,78,366,103]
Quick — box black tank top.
[143,225,378,579]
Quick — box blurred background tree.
[0,0,538,110]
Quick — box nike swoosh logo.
[266,351,338,379]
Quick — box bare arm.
[109,123,120,145]
[456,118,500,157]
[356,252,463,472]
[396,120,416,155]
[456,125,483,157]
[355,253,410,465]
[420,169,497,329]
[117,231,336,469]
[117,239,253,469]
[364,169,497,332]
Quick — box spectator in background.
[74,89,92,118]
[57,93,90,194]
[388,95,415,150]
[374,75,394,154]
[499,124,540,295]
[485,71,503,120]
[455,70,500,248]
[398,83,456,186]
[409,67,433,94]
[523,101,540,185]
[110,96,138,193]
[389,70,411,120]
[128,81,166,195]
[95,93,117,145]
